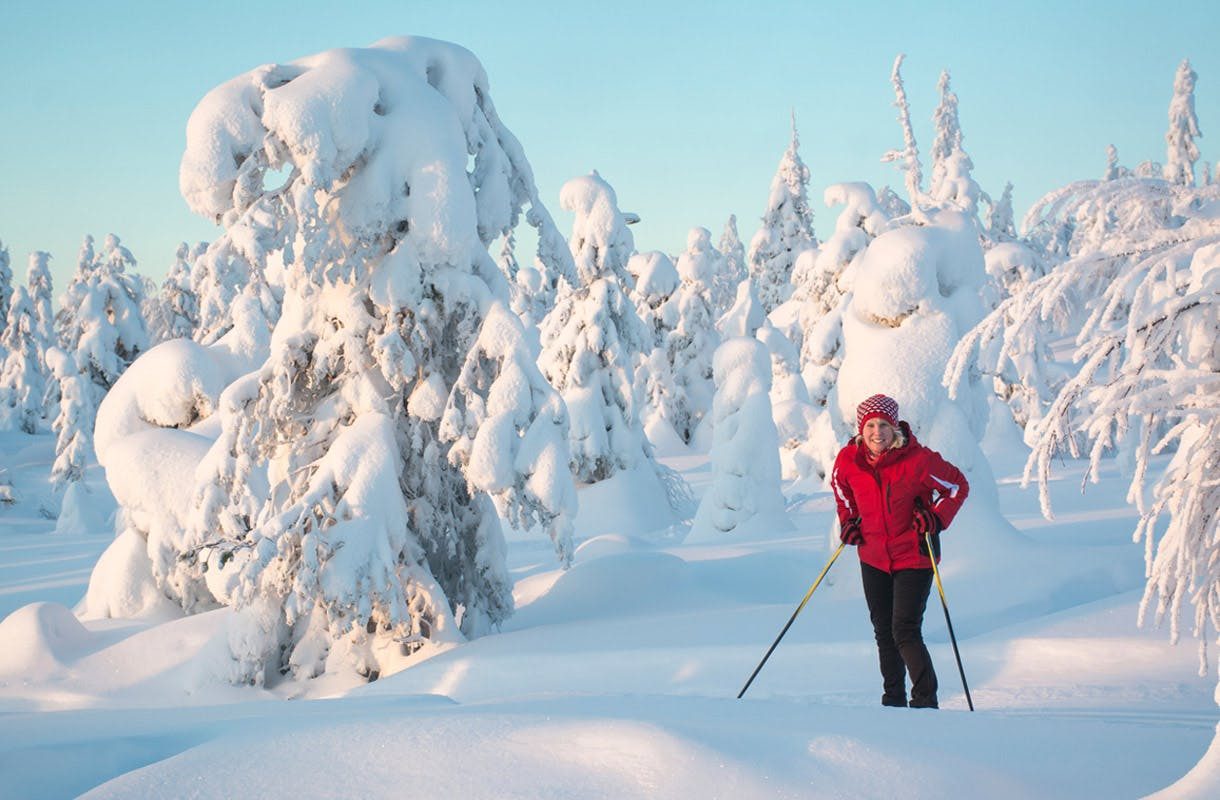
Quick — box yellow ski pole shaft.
[737,542,846,699]
[927,532,974,711]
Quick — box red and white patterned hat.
[856,394,899,435]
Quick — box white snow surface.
[3,389,1216,799]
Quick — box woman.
[831,394,969,709]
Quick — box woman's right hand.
[840,517,864,546]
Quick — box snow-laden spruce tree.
[663,228,721,444]
[690,337,788,538]
[26,251,55,360]
[747,115,818,313]
[881,54,925,208]
[147,243,201,343]
[0,287,45,433]
[45,346,94,493]
[1165,58,1201,186]
[924,70,983,217]
[156,36,578,683]
[715,214,747,316]
[718,278,767,339]
[837,208,993,479]
[929,70,963,201]
[74,237,149,396]
[540,172,652,482]
[629,250,680,347]
[984,181,1017,242]
[0,242,11,342]
[800,183,892,432]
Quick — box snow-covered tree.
[147,243,201,343]
[881,54,924,208]
[73,236,149,395]
[56,235,98,351]
[662,228,721,443]
[0,242,11,342]
[46,346,94,491]
[0,287,44,433]
[984,181,1017,241]
[1165,58,1201,186]
[564,170,636,288]
[1105,144,1131,181]
[747,115,817,313]
[629,250,680,346]
[926,70,982,216]
[119,37,581,684]
[715,214,747,316]
[191,238,275,345]
[540,172,651,482]
[26,251,55,357]
[799,183,891,412]
[837,208,992,470]
[718,279,766,339]
[690,337,787,537]
[929,70,963,201]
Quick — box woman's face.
[862,418,896,455]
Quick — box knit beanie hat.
[857,394,899,436]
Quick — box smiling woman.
[832,393,969,709]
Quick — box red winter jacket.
[831,422,969,573]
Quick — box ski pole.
[737,542,846,699]
[926,532,974,711]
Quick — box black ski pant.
[860,561,938,708]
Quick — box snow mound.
[0,602,94,675]
[573,463,678,541]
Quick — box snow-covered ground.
[0,427,1215,799]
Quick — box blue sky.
[2,0,1218,288]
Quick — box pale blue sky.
[2,1,1218,287]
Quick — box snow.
[2,31,1219,800]
[0,427,1214,798]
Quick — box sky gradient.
[3,0,1219,288]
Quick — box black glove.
[913,501,942,537]
[840,517,864,546]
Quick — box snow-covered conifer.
[629,250,680,346]
[46,346,94,491]
[881,54,924,208]
[55,236,98,351]
[799,183,890,413]
[166,38,576,683]
[147,243,200,343]
[985,181,1017,241]
[715,214,747,316]
[541,172,651,482]
[72,235,149,395]
[1104,144,1130,180]
[747,115,817,313]
[718,279,766,339]
[1164,58,1201,186]
[563,170,636,287]
[664,229,721,443]
[690,337,787,537]
[929,70,963,201]
[926,71,983,216]
[0,287,45,433]
[26,251,54,356]
[0,242,11,342]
